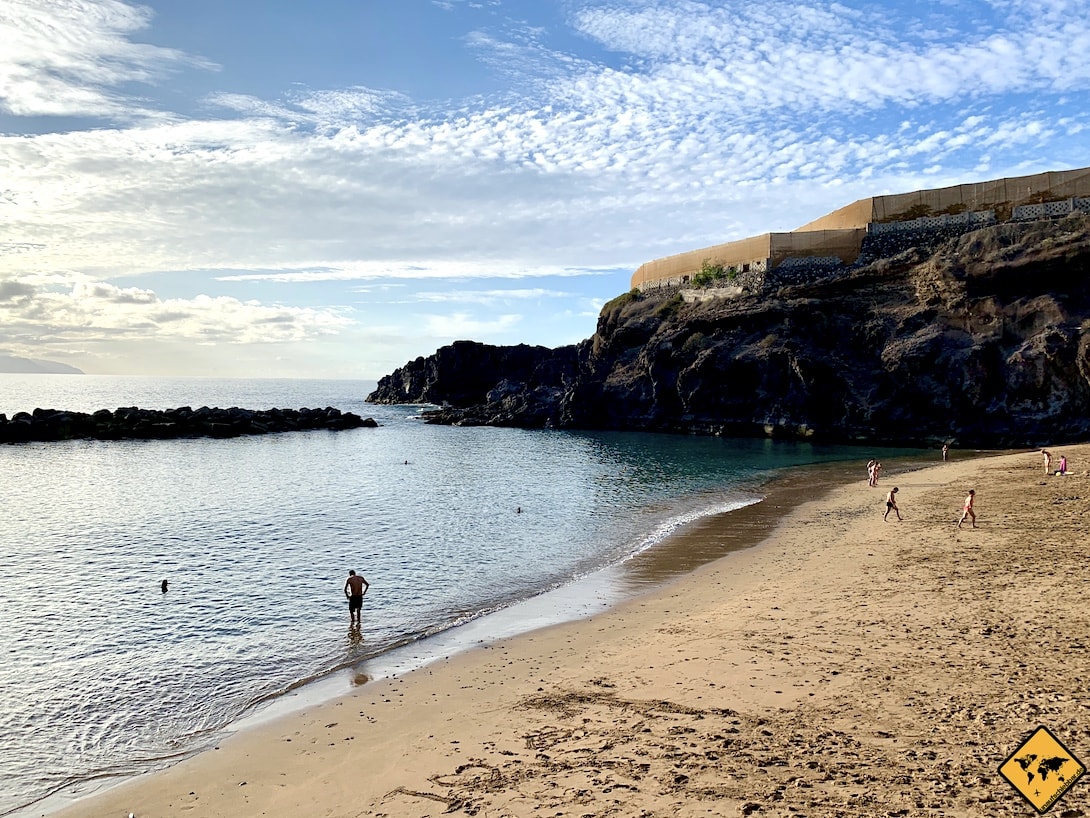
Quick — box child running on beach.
[957,489,976,528]
[884,487,902,521]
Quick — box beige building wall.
[877,167,1090,222]
[795,198,876,231]
[630,234,773,290]
[769,229,866,265]
[630,230,865,290]
[631,166,1090,291]
[799,167,1090,231]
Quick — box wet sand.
[50,444,1090,818]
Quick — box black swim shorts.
[348,594,363,612]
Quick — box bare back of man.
[344,570,369,624]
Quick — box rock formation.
[0,405,376,443]
[368,214,1090,448]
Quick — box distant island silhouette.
[0,355,83,375]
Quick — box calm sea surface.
[0,375,923,815]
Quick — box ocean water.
[0,375,923,816]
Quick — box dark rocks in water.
[368,340,583,429]
[0,405,377,443]
[368,214,1090,449]
[368,340,580,411]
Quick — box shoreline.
[233,457,917,720]
[49,444,1088,818]
[25,454,872,817]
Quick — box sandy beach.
[50,444,1090,818]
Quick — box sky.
[2,0,1089,379]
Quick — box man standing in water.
[344,570,370,625]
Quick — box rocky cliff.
[367,214,1090,448]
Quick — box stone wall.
[680,285,745,303]
[867,210,995,234]
[766,256,846,288]
[855,221,991,266]
[1013,197,1090,220]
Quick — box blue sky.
[2,0,1089,378]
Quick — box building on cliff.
[630,165,1090,293]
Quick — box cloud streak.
[0,0,214,120]
[0,278,352,348]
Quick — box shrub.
[692,258,729,288]
[681,332,708,354]
[657,293,684,318]
[603,288,642,311]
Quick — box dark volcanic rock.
[367,340,584,428]
[367,215,1090,448]
[0,406,377,443]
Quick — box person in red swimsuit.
[957,489,976,529]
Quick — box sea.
[0,374,926,816]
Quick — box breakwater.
[0,405,376,443]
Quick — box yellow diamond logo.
[1000,726,1085,813]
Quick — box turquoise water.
[0,375,925,815]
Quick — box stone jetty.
[0,405,377,443]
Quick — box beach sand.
[51,445,1090,818]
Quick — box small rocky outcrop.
[368,214,1090,448]
[0,405,377,443]
[367,340,583,427]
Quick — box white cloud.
[422,311,522,337]
[0,277,353,358]
[410,288,572,305]
[563,0,1090,122]
[0,0,215,119]
[2,0,1090,375]
[207,86,414,129]
[215,264,618,283]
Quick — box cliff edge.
[367,215,1090,448]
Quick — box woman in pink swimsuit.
[957,489,976,528]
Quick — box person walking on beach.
[344,569,369,625]
[957,489,976,528]
[1043,449,1052,475]
[942,444,949,462]
[884,487,902,521]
